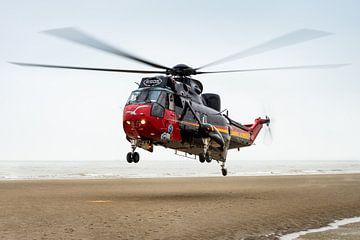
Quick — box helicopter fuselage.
[123,76,268,161]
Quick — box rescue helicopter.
[10,28,347,176]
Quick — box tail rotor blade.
[263,124,273,145]
[261,105,274,145]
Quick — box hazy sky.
[1,0,359,161]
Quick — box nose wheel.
[127,139,140,163]
[126,152,140,163]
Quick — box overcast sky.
[1,0,359,161]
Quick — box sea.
[1,159,360,180]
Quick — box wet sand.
[1,174,360,240]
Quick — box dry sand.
[1,174,360,240]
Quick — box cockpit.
[127,89,163,105]
[126,88,176,118]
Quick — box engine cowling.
[202,93,221,111]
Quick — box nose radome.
[123,104,160,140]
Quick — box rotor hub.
[168,64,196,76]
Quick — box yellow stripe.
[232,132,250,140]
[218,128,228,133]
[177,121,251,140]
[178,120,199,127]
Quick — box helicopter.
[10,28,347,176]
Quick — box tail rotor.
[263,116,273,145]
[261,101,274,145]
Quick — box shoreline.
[1,174,360,239]
[280,216,360,239]
[2,171,360,181]
[2,159,360,181]
[298,221,360,239]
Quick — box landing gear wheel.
[221,168,227,176]
[205,153,212,163]
[133,152,140,163]
[126,152,133,163]
[199,153,206,163]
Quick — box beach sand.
[1,174,360,240]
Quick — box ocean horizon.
[1,159,360,180]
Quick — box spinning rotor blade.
[9,62,167,74]
[195,63,349,74]
[263,125,273,145]
[262,108,273,145]
[43,27,171,71]
[197,29,333,70]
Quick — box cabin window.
[200,113,207,123]
[174,94,183,108]
[168,93,175,111]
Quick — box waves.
[280,216,360,240]
[1,159,360,180]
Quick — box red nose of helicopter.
[122,76,183,147]
[123,104,157,140]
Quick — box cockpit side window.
[157,91,168,109]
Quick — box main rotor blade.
[195,63,349,74]
[9,62,167,74]
[197,29,333,70]
[42,27,171,70]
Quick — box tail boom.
[228,117,270,149]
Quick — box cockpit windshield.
[127,89,162,105]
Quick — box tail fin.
[247,117,270,142]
